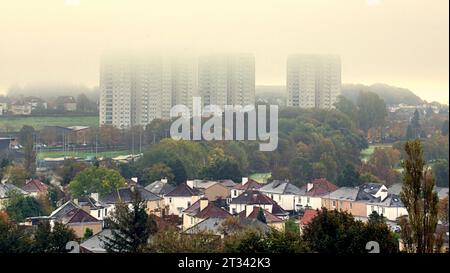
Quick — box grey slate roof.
[368,194,405,207]
[100,186,161,204]
[259,180,301,195]
[184,217,270,236]
[50,200,79,218]
[145,180,175,196]
[389,183,449,199]
[327,187,359,201]
[0,183,28,198]
[80,229,113,253]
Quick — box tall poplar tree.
[400,140,439,253]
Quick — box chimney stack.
[90,192,99,202]
[161,177,168,184]
[241,177,248,185]
[199,198,208,211]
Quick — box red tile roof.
[304,178,338,197]
[242,207,284,223]
[232,179,264,190]
[184,199,231,219]
[299,209,318,226]
[22,179,48,193]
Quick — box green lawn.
[38,150,131,159]
[360,144,393,162]
[250,172,271,183]
[0,115,99,131]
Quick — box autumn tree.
[399,140,439,253]
[102,190,157,253]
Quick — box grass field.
[0,116,99,131]
[37,150,131,159]
[250,172,271,183]
[360,144,393,162]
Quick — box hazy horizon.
[0,0,448,103]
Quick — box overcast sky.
[0,0,448,103]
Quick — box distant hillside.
[341,83,424,105]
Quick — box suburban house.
[145,178,175,197]
[49,200,103,238]
[21,179,49,197]
[298,178,338,210]
[299,209,318,234]
[75,194,108,220]
[238,207,285,230]
[187,179,234,202]
[164,183,202,216]
[100,186,164,217]
[23,96,47,110]
[366,193,408,221]
[229,190,289,220]
[321,187,366,217]
[10,102,32,115]
[259,180,302,211]
[182,198,231,230]
[322,183,396,219]
[231,177,264,199]
[0,183,28,210]
[54,96,77,111]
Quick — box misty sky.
[0,0,448,103]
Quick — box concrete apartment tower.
[287,54,341,109]
[198,53,255,109]
[100,54,196,128]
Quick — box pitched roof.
[230,190,275,205]
[22,179,48,193]
[300,178,338,197]
[100,186,161,204]
[356,183,386,202]
[50,200,79,218]
[77,196,106,209]
[61,208,100,224]
[80,229,112,253]
[259,180,301,195]
[0,183,28,198]
[50,200,100,224]
[299,209,318,226]
[327,187,359,201]
[232,179,264,190]
[184,217,270,235]
[165,183,201,197]
[145,180,175,195]
[184,199,231,219]
[217,179,237,188]
[241,207,284,223]
[368,194,404,207]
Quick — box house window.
[98,210,100,218]
[350,203,352,209]
[191,217,194,225]
[232,208,237,214]
[169,198,172,203]
[371,206,375,211]
[382,207,385,214]
[307,197,310,203]
[105,208,108,215]
[187,201,191,207]
[332,201,336,207]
